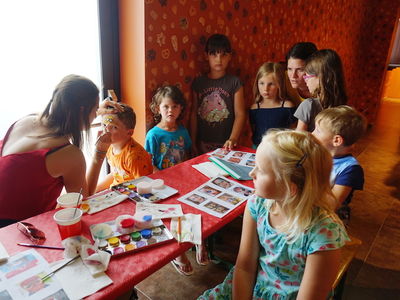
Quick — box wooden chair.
[331,235,362,299]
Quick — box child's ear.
[289,182,297,197]
[127,129,134,136]
[332,135,344,147]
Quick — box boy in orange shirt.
[88,103,152,194]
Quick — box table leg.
[207,233,234,270]
[129,287,138,300]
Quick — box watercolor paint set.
[112,176,178,203]
[89,219,174,257]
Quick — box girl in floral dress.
[198,130,349,299]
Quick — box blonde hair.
[261,130,336,242]
[315,105,367,146]
[253,62,288,104]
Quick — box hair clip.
[296,154,307,168]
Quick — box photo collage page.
[178,176,254,218]
[209,148,256,168]
[0,250,68,300]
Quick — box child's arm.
[95,174,114,192]
[296,119,308,131]
[190,92,199,156]
[86,132,112,195]
[331,184,353,209]
[232,205,259,299]
[224,86,246,150]
[296,249,341,299]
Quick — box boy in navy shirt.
[312,105,367,222]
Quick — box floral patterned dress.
[198,196,349,300]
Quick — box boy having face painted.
[312,105,367,222]
[88,103,152,193]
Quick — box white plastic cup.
[57,193,83,208]
[53,208,83,240]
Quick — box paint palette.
[112,176,178,203]
[90,221,174,257]
[90,218,164,240]
[82,189,129,214]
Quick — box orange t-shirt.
[106,137,152,186]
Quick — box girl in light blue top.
[145,85,209,276]
[198,130,349,299]
[145,85,191,171]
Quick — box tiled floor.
[118,99,400,300]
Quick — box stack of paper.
[192,161,228,178]
[208,156,252,180]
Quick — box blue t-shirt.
[145,125,192,170]
[249,101,297,146]
[331,154,364,205]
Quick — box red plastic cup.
[53,208,83,240]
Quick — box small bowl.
[57,193,83,208]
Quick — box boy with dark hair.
[191,34,246,154]
[88,103,152,194]
[312,105,367,222]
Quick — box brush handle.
[17,243,65,250]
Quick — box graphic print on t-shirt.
[111,165,128,183]
[160,136,186,169]
[198,90,229,124]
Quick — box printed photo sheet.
[208,148,256,168]
[0,249,68,300]
[178,176,254,218]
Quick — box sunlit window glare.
[0,0,101,138]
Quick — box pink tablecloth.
[0,147,255,299]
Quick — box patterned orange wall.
[142,0,398,144]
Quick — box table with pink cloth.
[0,147,254,299]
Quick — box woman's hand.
[95,130,112,152]
[96,99,124,116]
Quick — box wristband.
[95,149,107,155]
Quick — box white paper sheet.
[54,257,113,300]
[135,202,184,219]
[170,214,202,245]
[192,161,228,178]
[0,249,66,300]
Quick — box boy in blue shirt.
[312,105,367,222]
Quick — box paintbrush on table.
[177,217,182,243]
[41,255,80,282]
[17,243,64,250]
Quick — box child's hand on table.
[223,138,237,151]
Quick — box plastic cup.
[53,208,83,240]
[56,193,83,208]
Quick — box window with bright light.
[0,0,101,138]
